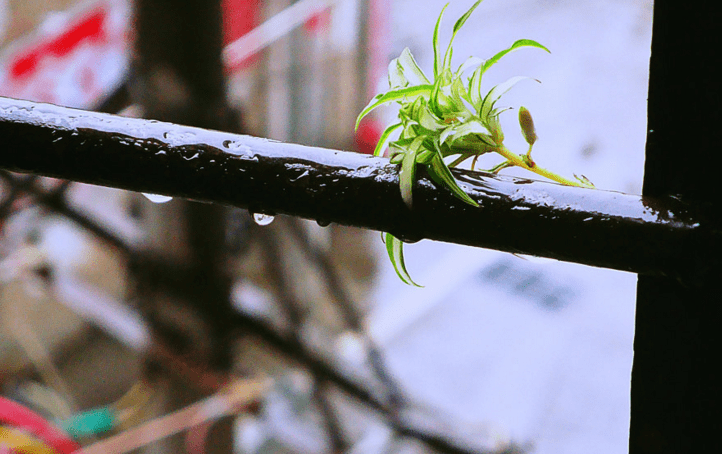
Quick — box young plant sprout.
[355,0,594,286]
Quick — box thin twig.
[230,311,493,454]
[314,380,349,454]
[0,171,132,253]
[253,220,305,336]
[78,378,270,454]
[255,219,355,452]
[285,220,405,410]
[6,298,78,419]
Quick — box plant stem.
[448,153,472,167]
[487,161,513,174]
[493,145,592,188]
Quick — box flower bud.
[518,106,537,146]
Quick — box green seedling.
[356,0,594,286]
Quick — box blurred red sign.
[0,0,131,108]
[223,0,260,45]
[10,11,106,80]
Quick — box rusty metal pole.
[629,1,722,452]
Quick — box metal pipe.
[630,0,722,451]
[1,96,719,281]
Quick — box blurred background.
[0,0,651,453]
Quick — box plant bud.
[519,106,537,146]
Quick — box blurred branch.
[4,290,78,419]
[231,311,504,454]
[0,173,513,453]
[254,223,305,336]
[0,171,133,253]
[285,220,404,409]
[255,221,354,452]
[79,378,270,454]
[314,380,350,454]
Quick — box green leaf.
[424,157,446,187]
[450,76,473,114]
[408,97,445,131]
[455,56,483,78]
[440,119,489,145]
[374,122,403,157]
[442,0,483,73]
[388,58,407,89]
[480,76,537,119]
[385,232,421,286]
[487,111,504,143]
[490,106,513,116]
[399,137,425,208]
[430,69,457,117]
[389,150,405,164]
[391,135,415,148]
[428,146,479,207]
[482,39,550,74]
[416,149,436,164]
[574,173,595,188]
[398,48,431,85]
[445,131,496,156]
[439,124,458,145]
[429,72,444,117]
[388,48,431,89]
[433,3,450,77]
[356,84,434,130]
[400,123,426,140]
[452,0,484,37]
[468,64,484,111]
[443,46,454,75]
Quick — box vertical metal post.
[629,1,722,452]
[131,0,241,452]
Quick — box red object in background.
[354,0,390,156]
[0,397,82,454]
[10,11,107,80]
[222,0,260,68]
[0,0,131,108]
[354,118,384,156]
[304,8,331,35]
[366,0,389,99]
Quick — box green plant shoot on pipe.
[356,0,594,286]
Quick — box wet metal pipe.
[1,96,719,280]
